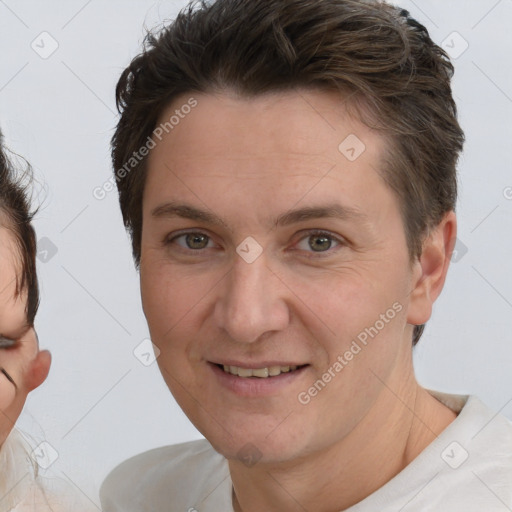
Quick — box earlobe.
[25,349,51,392]
[406,211,457,327]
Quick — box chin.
[198,418,310,467]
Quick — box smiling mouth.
[216,364,308,378]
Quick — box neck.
[229,372,457,512]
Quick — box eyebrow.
[151,201,368,230]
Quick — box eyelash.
[164,229,344,258]
[0,335,18,349]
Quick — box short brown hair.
[0,132,39,326]
[112,0,465,345]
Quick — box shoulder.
[1,429,95,512]
[429,393,512,508]
[459,395,512,475]
[100,438,230,512]
[0,429,38,508]
[432,392,512,469]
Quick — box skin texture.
[0,226,51,447]
[140,90,458,512]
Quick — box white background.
[0,0,511,506]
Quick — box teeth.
[221,364,301,378]
[251,368,269,378]
[268,366,281,376]
[238,367,253,377]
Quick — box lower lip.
[209,363,309,397]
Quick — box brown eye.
[167,232,214,251]
[185,233,210,249]
[295,231,342,255]
[308,234,333,252]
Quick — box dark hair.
[0,131,39,326]
[112,0,465,345]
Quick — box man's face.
[140,90,420,463]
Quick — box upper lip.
[209,360,308,368]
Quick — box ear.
[25,349,51,392]
[407,211,457,327]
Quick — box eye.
[0,335,18,349]
[294,231,343,255]
[166,231,216,251]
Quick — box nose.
[213,253,290,344]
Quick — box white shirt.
[0,428,94,512]
[100,391,512,511]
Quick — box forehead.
[0,225,27,329]
[143,90,395,227]
[0,225,21,291]
[152,89,384,165]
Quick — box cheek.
[285,261,409,391]
[0,373,16,411]
[140,259,213,345]
[283,263,402,340]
